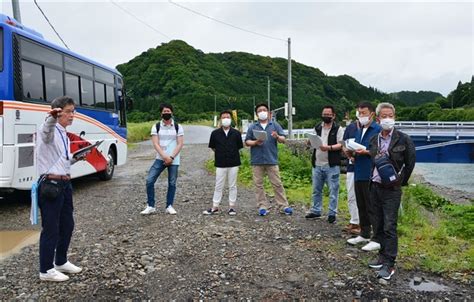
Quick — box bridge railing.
[282,121,474,141]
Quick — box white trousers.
[213,166,239,207]
[346,172,359,224]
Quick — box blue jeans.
[146,159,179,208]
[311,165,340,216]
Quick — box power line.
[33,0,69,49]
[109,0,172,40]
[168,0,286,43]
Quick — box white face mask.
[221,118,231,127]
[358,115,370,126]
[380,118,395,130]
[257,111,268,121]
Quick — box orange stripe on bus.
[2,101,127,143]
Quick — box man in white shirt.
[36,96,84,282]
[141,103,184,215]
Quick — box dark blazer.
[369,128,416,186]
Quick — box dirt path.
[0,126,472,300]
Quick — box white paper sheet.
[307,133,323,149]
[345,139,366,151]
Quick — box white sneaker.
[55,261,82,274]
[140,206,156,215]
[40,268,69,282]
[166,206,177,215]
[362,241,381,251]
[347,236,370,245]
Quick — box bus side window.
[21,60,44,101]
[95,82,106,108]
[65,73,80,102]
[106,85,115,111]
[45,67,63,102]
[81,78,94,107]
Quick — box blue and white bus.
[0,14,127,195]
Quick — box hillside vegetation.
[117,40,473,123]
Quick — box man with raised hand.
[245,103,293,216]
[36,96,84,282]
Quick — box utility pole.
[267,76,271,110]
[213,94,217,127]
[287,37,293,139]
[253,96,256,121]
[12,0,22,22]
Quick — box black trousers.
[39,181,74,273]
[354,181,379,241]
[370,183,402,267]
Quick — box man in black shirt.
[204,110,244,215]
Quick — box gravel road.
[0,125,472,301]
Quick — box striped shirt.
[150,119,184,165]
[36,116,72,176]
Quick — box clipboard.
[73,140,103,159]
[253,130,267,141]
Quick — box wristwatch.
[170,156,175,160]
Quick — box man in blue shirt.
[245,103,293,216]
[347,102,382,251]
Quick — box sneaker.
[347,236,370,245]
[368,257,384,269]
[305,212,321,219]
[203,208,219,215]
[228,208,237,216]
[39,268,69,282]
[258,208,268,216]
[283,207,293,215]
[166,206,177,215]
[328,215,336,224]
[55,261,82,274]
[362,241,381,251]
[377,264,395,280]
[140,206,156,215]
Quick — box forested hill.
[389,91,443,106]
[116,40,386,121]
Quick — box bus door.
[12,124,36,190]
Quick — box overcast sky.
[2,0,472,96]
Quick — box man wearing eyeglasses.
[36,96,85,282]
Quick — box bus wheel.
[98,148,115,181]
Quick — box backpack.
[155,122,179,135]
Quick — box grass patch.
[206,144,473,277]
[127,121,155,143]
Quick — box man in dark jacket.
[204,110,244,215]
[367,102,416,280]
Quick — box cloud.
[2,0,472,96]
